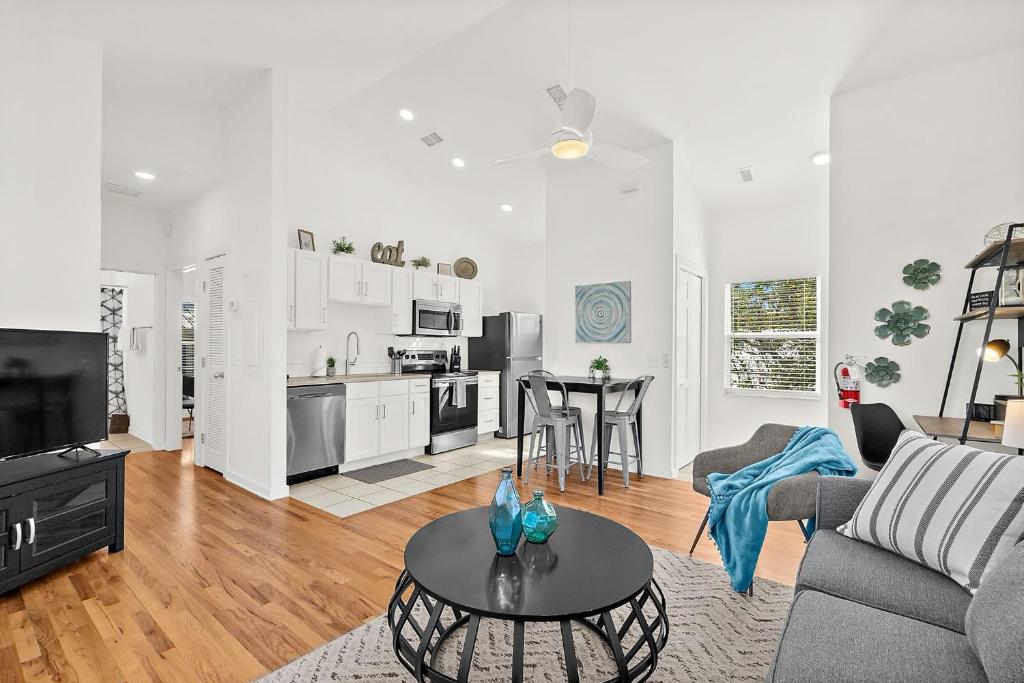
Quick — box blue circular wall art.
[575,281,632,343]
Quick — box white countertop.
[286,372,431,388]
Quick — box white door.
[295,251,327,329]
[409,393,430,447]
[379,394,410,454]
[392,269,413,334]
[675,267,703,470]
[413,272,437,301]
[460,281,482,337]
[202,255,228,473]
[361,261,393,306]
[345,398,380,462]
[328,255,362,303]
[436,274,460,304]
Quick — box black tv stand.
[57,443,104,459]
[0,447,128,596]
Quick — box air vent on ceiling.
[420,132,444,147]
[103,182,141,197]
[546,84,567,109]
[738,166,754,183]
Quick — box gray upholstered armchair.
[689,424,819,555]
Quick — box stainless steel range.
[401,350,478,454]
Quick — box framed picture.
[437,263,452,276]
[297,228,316,251]
[575,281,632,343]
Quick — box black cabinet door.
[17,467,116,571]
[0,497,19,582]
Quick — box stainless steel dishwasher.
[286,383,346,483]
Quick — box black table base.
[387,570,669,683]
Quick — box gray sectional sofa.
[767,477,1024,682]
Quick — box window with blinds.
[725,277,819,395]
[181,302,195,378]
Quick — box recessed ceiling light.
[810,150,830,166]
[134,170,156,180]
[451,157,465,168]
[500,204,513,213]
[399,109,415,121]
[182,264,197,274]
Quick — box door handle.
[382,404,387,420]
[375,405,379,420]
[26,517,35,545]
[289,304,294,322]
[411,401,415,415]
[356,281,361,296]
[11,522,22,551]
[364,281,368,298]
[447,310,454,333]
[322,307,326,323]
[213,371,224,379]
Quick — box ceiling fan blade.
[587,144,649,171]
[561,88,596,134]
[491,148,548,166]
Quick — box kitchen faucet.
[345,331,360,376]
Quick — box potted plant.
[326,356,336,376]
[331,237,355,255]
[588,356,611,381]
[411,256,431,270]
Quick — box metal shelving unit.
[935,223,1024,444]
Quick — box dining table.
[516,375,647,495]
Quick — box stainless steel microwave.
[413,300,463,336]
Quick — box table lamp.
[978,338,1023,396]
[1001,398,1024,449]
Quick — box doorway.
[199,254,228,473]
[674,264,704,471]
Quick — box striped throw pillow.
[838,430,1024,594]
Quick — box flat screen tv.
[0,329,108,459]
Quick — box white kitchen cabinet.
[460,280,483,337]
[413,272,460,303]
[362,261,393,306]
[409,380,430,448]
[290,249,328,331]
[345,397,380,462]
[391,268,413,334]
[329,256,393,306]
[379,393,409,454]
[478,372,500,436]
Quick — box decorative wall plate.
[874,300,930,346]
[865,357,901,387]
[453,257,478,279]
[902,259,941,290]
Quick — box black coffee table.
[387,507,668,682]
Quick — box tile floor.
[104,432,154,452]
[288,438,521,518]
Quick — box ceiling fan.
[491,87,649,172]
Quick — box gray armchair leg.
[689,510,709,555]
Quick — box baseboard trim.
[225,471,289,501]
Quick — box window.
[725,277,819,396]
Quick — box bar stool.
[589,375,654,488]
[523,371,587,491]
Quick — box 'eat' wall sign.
[370,240,406,267]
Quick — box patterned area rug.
[261,549,792,682]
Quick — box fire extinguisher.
[834,355,865,409]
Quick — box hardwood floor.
[0,441,807,682]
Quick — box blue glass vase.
[521,490,558,543]
[488,468,523,555]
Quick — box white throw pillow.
[838,430,1024,594]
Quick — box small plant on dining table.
[589,356,611,379]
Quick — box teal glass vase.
[521,490,558,543]
[488,468,523,555]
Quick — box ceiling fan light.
[551,138,589,160]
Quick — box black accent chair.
[850,402,905,471]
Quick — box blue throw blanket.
[707,426,857,592]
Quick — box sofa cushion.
[693,471,819,521]
[767,591,985,682]
[966,541,1024,682]
[838,430,1024,594]
[797,529,971,633]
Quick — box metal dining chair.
[588,375,654,487]
[523,371,587,491]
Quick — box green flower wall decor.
[865,357,901,387]
[902,259,941,290]
[874,300,930,346]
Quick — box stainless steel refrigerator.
[468,312,542,438]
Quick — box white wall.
[829,46,1024,460]
[169,70,289,498]
[705,200,829,448]
[101,202,171,272]
[0,29,102,332]
[499,242,546,315]
[544,143,676,477]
